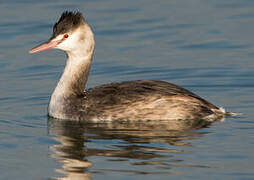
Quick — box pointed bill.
[29,39,62,54]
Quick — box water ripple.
[176,41,250,50]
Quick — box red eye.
[64,34,69,39]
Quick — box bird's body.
[30,11,226,121]
[49,80,224,121]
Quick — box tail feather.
[205,107,241,122]
[218,107,241,117]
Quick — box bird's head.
[29,11,94,57]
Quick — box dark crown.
[52,11,84,37]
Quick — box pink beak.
[29,39,62,54]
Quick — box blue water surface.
[1,0,254,179]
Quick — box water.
[1,0,254,179]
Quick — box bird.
[29,11,228,122]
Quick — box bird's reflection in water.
[48,117,223,179]
[49,119,92,180]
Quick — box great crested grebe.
[29,11,227,121]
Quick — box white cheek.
[57,40,72,51]
[56,33,79,51]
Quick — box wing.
[85,80,217,109]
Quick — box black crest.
[52,11,84,37]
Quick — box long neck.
[54,52,93,97]
[60,52,92,95]
[48,51,93,119]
